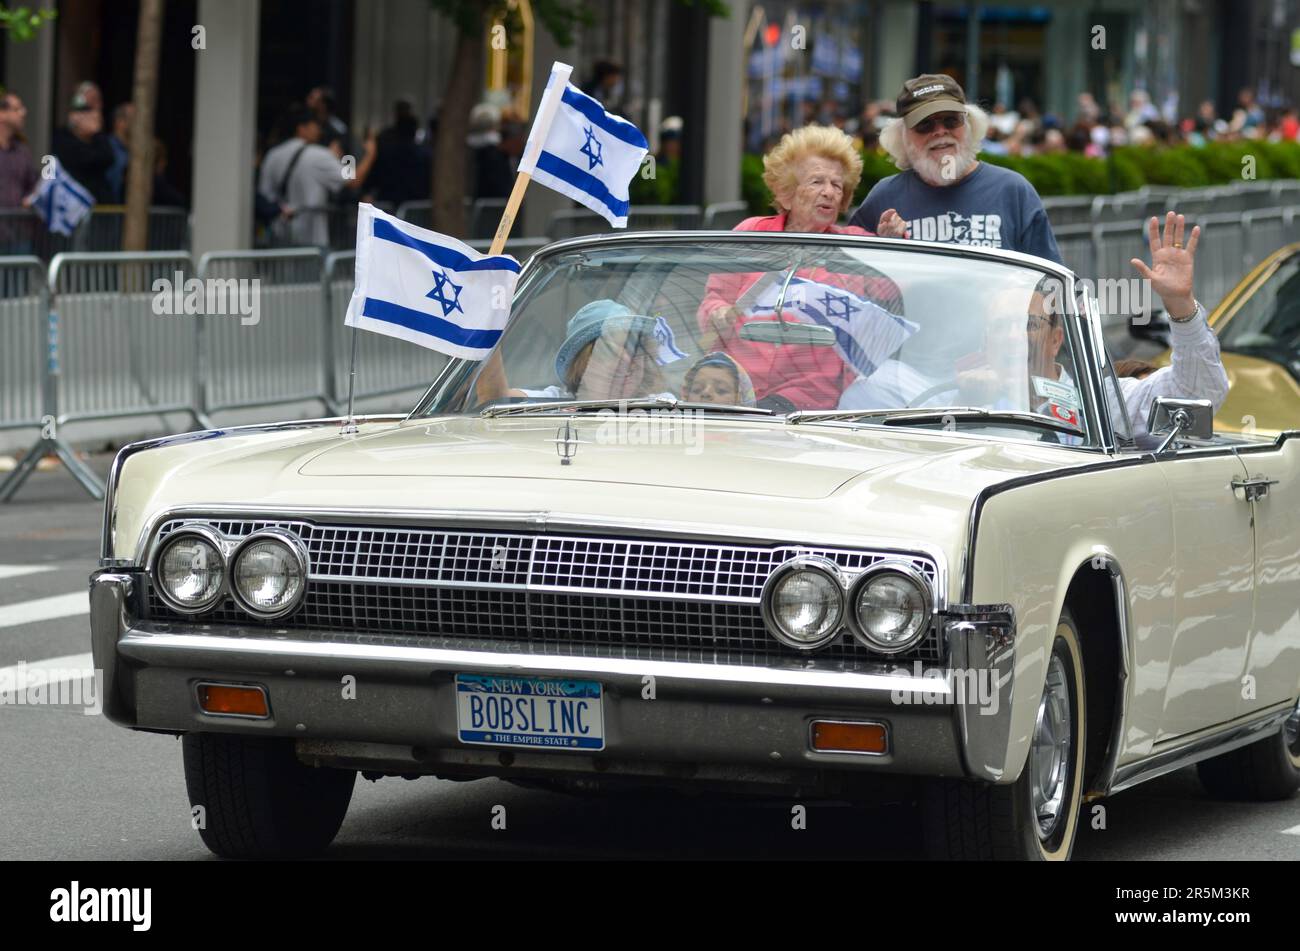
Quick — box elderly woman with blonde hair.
[698,125,906,410]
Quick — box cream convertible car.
[90,233,1300,860]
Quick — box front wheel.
[923,609,1087,860]
[1196,698,1300,802]
[182,733,356,859]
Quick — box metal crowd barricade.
[1042,195,1096,228]
[324,251,448,407]
[76,206,191,252]
[198,249,334,417]
[1241,207,1296,272]
[1184,211,1248,312]
[2,251,204,501]
[0,256,97,502]
[701,201,751,230]
[466,237,549,259]
[1053,224,1095,284]
[49,251,201,430]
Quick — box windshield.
[418,237,1093,444]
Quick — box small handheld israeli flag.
[518,62,649,228]
[28,158,94,237]
[750,277,919,378]
[651,315,687,366]
[344,203,520,361]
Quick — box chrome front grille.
[147,517,945,667]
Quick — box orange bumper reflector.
[198,684,269,717]
[811,720,888,754]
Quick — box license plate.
[455,674,604,751]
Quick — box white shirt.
[1115,304,1229,437]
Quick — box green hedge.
[740,140,1300,213]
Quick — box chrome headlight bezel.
[228,528,310,620]
[847,561,934,654]
[760,555,847,651]
[150,525,228,615]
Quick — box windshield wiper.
[787,406,1082,436]
[481,396,772,418]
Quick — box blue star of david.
[818,291,859,323]
[579,125,604,170]
[426,267,464,317]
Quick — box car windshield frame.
[408,231,1115,450]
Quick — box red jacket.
[697,214,874,410]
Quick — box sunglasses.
[913,113,965,135]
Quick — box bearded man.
[849,74,1062,264]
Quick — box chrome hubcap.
[1030,653,1073,840]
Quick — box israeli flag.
[344,203,520,361]
[651,315,687,366]
[28,158,94,237]
[749,277,919,378]
[518,62,649,228]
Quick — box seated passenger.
[681,351,757,407]
[1117,212,1229,435]
[511,299,673,402]
[696,125,905,411]
[840,213,1228,438]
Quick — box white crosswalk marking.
[0,592,88,628]
[0,651,95,684]
[0,565,55,581]
[1284,824,1300,837]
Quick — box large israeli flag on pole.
[517,62,649,228]
[749,277,920,378]
[28,158,94,237]
[344,203,521,361]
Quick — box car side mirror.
[739,320,836,346]
[1147,397,1213,452]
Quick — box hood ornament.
[553,419,583,465]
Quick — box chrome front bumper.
[91,570,1017,787]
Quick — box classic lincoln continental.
[90,231,1300,860]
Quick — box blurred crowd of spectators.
[836,85,1300,160]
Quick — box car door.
[1237,436,1300,717]
[1154,447,1256,742]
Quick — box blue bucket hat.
[554,299,657,386]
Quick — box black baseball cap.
[897,74,967,128]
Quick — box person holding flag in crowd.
[27,155,95,237]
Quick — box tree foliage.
[0,4,56,42]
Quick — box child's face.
[685,365,739,405]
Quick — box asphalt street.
[1,452,1298,861]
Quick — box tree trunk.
[432,18,484,237]
[123,0,165,253]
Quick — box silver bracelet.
[1168,299,1201,323]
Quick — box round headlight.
[849,564,932,653]
[230,529,308,619]
[155,528,225,614]
[762,557,845,650]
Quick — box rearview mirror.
[739,321,836,346]
[1147,397,1213,452]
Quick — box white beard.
[906,135,978,186]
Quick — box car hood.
[114,415,1092,596]
[297,416,924,499]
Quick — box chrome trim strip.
[117,630,957,696]
[1089,564,1133,798]
[1107,704,1294,795]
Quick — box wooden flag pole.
[477,62,572,403]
